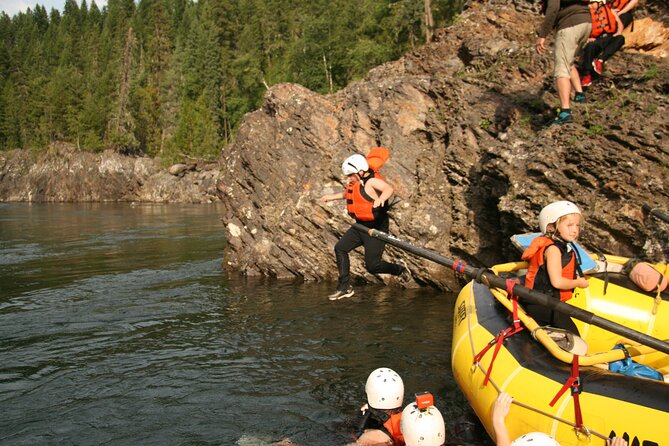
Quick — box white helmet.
[538,201,581,234]
[342,154,369,176]
[365,367,404,409]
[510,432,561,446]
[400,402,446,446]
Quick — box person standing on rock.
[536,0,592,126]
[319,152,410,300]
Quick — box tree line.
[0,0,464,163]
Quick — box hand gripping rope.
[549,354,585,433]
[472,279,525,387]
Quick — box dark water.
[0,203,482,446]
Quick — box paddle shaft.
[642,204,669,225]
[353,223,669,356]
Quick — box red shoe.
[592,59,604,75]
[581,74,592,87]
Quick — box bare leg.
[570,66,583,94]
[556,76,572,110]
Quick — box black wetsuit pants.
[334,216,403,291]
[580,12,633,76]
[524,303,580,335]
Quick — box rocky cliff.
[219,0,669,290]
[0,144,223,203]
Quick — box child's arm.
[365,177,394,208]
[613,9,624,36]
[319,191,345,202]
[545,245,590,290]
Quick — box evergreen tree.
[0,0,466,156]
[134,0,174,155]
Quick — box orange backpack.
[590,3,618,38]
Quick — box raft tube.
[451,257,669,445]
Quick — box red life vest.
[522,236,577,301]
[345,172,388,222]
[590,3,618,38]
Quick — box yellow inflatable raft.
[452,255,669,445]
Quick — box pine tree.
[0,0,468,156]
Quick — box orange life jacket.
[366,147,390,173]
[345,171,388,222]
[590,3,618,38]
[358,407,404,446]
[382,412,404,446]
[608,0,631,11]
[522,236,578,301]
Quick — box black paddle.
[353,223,669,356]
[642,204,669,225]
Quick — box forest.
[0,0,465,163]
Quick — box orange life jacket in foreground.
[345,171,388,222]
[590,3,618,38]
[522,236,578,301]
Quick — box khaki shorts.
[554,22,592,79]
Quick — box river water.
[0,203,486,446]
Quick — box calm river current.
[0,203,487,446]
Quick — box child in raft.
[521,201,589,334]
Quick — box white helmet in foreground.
[365,367,404,409]
[510,432,561,446]
[400,401,446,446]
[342,154,369,176]
[538,201,581,235]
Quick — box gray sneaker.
[328,287,354,300]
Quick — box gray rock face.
[220,1,669,290]
[0,145,223,203]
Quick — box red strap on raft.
[549,355,584,429]
[472,283,524,386]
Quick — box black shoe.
[328,287,354,300]
[573,92,586,103]
[544,110,573,127]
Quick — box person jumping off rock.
[319,151,410,300]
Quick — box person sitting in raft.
[521,201,589,334]
[347,367,405,446]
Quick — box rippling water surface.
[0,203,484,445]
